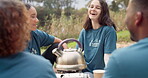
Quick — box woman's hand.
[62,43,68,49]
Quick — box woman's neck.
[91,20,101,29]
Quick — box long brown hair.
[0,0,30,57]
[83,0,116,30]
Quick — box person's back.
[0,52,56,78]
[104,38,148,78]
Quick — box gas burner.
[56,73,90,78]
[56,70,90,78]
[56,70,81,74]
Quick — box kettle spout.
[52,48,62,57]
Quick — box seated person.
[103,0,148,78]
[24,4,67,65]
[0,0,56,78]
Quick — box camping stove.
[53,39,89,78]
[55,70,90,78]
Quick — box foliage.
[117,30,132,42]
[114,0,129,8]
[38,9,127,39]
[68,42,77,48]
[39,11,130,42]
[109,1,119,12]
[48,12,85,39]
[109,0,129,12]
[110,10,127,31]
[22,0,77,26]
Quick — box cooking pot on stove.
[52,38,87,71]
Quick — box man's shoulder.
[110,42,146,61]
[111,45,135,57]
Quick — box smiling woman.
[78,0,117,77]
[24,4,67,66]
[88,0,102,23]
[25,4,39,31]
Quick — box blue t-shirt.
[78,26,117,73]
[103,38,148,78]
[0,52,56,78]
[25,29,55,55]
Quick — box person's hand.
[62,43,68,49]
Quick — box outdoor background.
[20,0,134,48]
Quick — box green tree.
[109,1,119,12]
[114,0,129,8]
[35,0,77,26]
[20,0,43,3]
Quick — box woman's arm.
[104,54,111,66]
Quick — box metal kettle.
[52,38,87,71]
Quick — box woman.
[78,0,117,76]
[0,0,56,78]
[25,4,67,65]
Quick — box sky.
[24,0,113,9]
[75,0,113,9]
[74,0,89,9]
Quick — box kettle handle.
[58,38,82,50]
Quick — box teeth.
[90,13,96,15]
[91,14,96,15]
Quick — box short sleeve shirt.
[0,52,56,78]
[78,26,117,73]
[25,29,55,55]
[103,38,148,78]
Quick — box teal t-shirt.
[103,38,148,78]
[0,52,56,78]
[25,29,55,55]
[78,26,117,73]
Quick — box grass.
[117,30,132,42]
[67,42,77,48]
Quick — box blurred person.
[0,0,56,78]
[24,4,67,65]
[78,0,117,77]
[103,0,148,78]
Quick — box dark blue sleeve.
[78,29,85,50]
[36,30,55,47]
[104,28,117,54]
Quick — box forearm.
[104,54,111,66]
[53,37,62,43]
